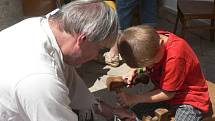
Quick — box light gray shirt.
[0,17,96,121]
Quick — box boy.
[116,25,210,121]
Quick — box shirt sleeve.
[15,74,78,121]
[160,58,187,91]
[66,66,97,110]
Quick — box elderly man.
[0,0,135,121]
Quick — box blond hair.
[117,25,160,67]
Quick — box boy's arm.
[136,89,176,103]
[116,89,175,107]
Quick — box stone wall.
[0,0,23,30]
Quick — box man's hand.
[78,109,94,121]
[97,100,136,121]
[113,108,136,121]
[98,101,114,119]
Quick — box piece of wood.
[153,108,169,121]
[141,108,170,121]
[106,76,126,91]
[142,115,152,121]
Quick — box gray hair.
[49,0,119,43]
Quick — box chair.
[173,0,215,42]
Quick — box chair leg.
[173,11,180,34]
[180,18,186,38]
[210,19,214,42]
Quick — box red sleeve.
[160,58,187,91]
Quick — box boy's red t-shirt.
[147,31,209,112]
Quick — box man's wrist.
[93,98,103,113]
[112,107,118,116]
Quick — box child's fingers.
[122,76,132,87]
[122,76,130,83]
[125,77,133,84]
[122,75,128,80]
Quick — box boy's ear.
[76,33,86,45]
[160,38,164,46]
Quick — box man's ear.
[76,33,86,45]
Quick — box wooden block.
[142,115,152,121]
[142,108,170,121]
[154,108,169,121]
[106,76,126,92]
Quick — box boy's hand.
[122,68,138,87]
[116,92,138,108]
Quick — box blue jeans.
[116,0,157,30]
